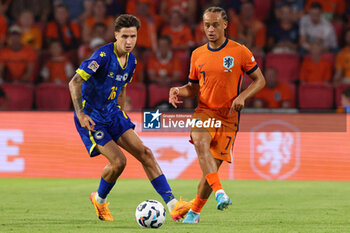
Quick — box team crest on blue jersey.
[223,56,234,69]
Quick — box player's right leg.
[191,129,231,210]
[90,140,127,221]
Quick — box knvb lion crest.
[223,56,234,69]
[250,120,300,180]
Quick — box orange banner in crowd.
[0,112,349,181]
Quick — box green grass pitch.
[0,178,349,233]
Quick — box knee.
[139,146,155,165]
[193,137,210,153]
[111,156,127,172]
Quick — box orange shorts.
[190,108,238,163]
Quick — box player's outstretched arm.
[230,67,266,113]
[169,82,199,108]
[69,73,96,131]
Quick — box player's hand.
[229,96,245,114]
[77,112,96,132]
[169,87,183,108]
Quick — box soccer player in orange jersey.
[169,7,266,223]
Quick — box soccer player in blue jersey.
[69,14,192,221]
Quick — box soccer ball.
[135,200,166,228]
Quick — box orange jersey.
[300,57,332,83]
[46,21,81,45]
[189,39,258,115]
[148,53,182,80]
[0,46,37,82]
[136,15,162,49]
[163,0,191,16]
[161,25,194,47]
[84,16,114,30]
[126,0,157,17]
[305,0,345,15]
[44,59,71,83]
[254,81,291,108]
[335,46,350,78]
[21,26,43,50]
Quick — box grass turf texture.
[0,179,349,233]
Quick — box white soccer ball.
[135,200,166,228]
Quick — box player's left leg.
[117,129,193,220]
[183,159,227,223]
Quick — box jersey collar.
[207,38,228,52]
[114,42,129,70]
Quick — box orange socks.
[191,173,222,213]
[205,172,223,193]
[191,194,208,213]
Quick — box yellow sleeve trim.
[76,68,91,81]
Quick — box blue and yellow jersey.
[76,42,136,113]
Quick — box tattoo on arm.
[69,74,84,113]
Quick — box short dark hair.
[114,14,140,32]
[93,22,107,31]
[310,2,323,10]
[203,6,228,22]
[342,88,350,98]
[159,35,172,45]
[55,3,68,10]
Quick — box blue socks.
[97,177,116,199]
[97,175,174,204]
[150,174,175,204]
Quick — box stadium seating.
[35,83,71,110]
[126,82,146,110]
[298,84,334,109]
[254,0,272,21]
[335,84,350,107]
[304,53,335,66]
[286,82,296,108]
[265,53,300,83]
[1,83,35,110]
[148,84,170,108]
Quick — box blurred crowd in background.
[0,0,350,112]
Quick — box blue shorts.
[74,109,135,157]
